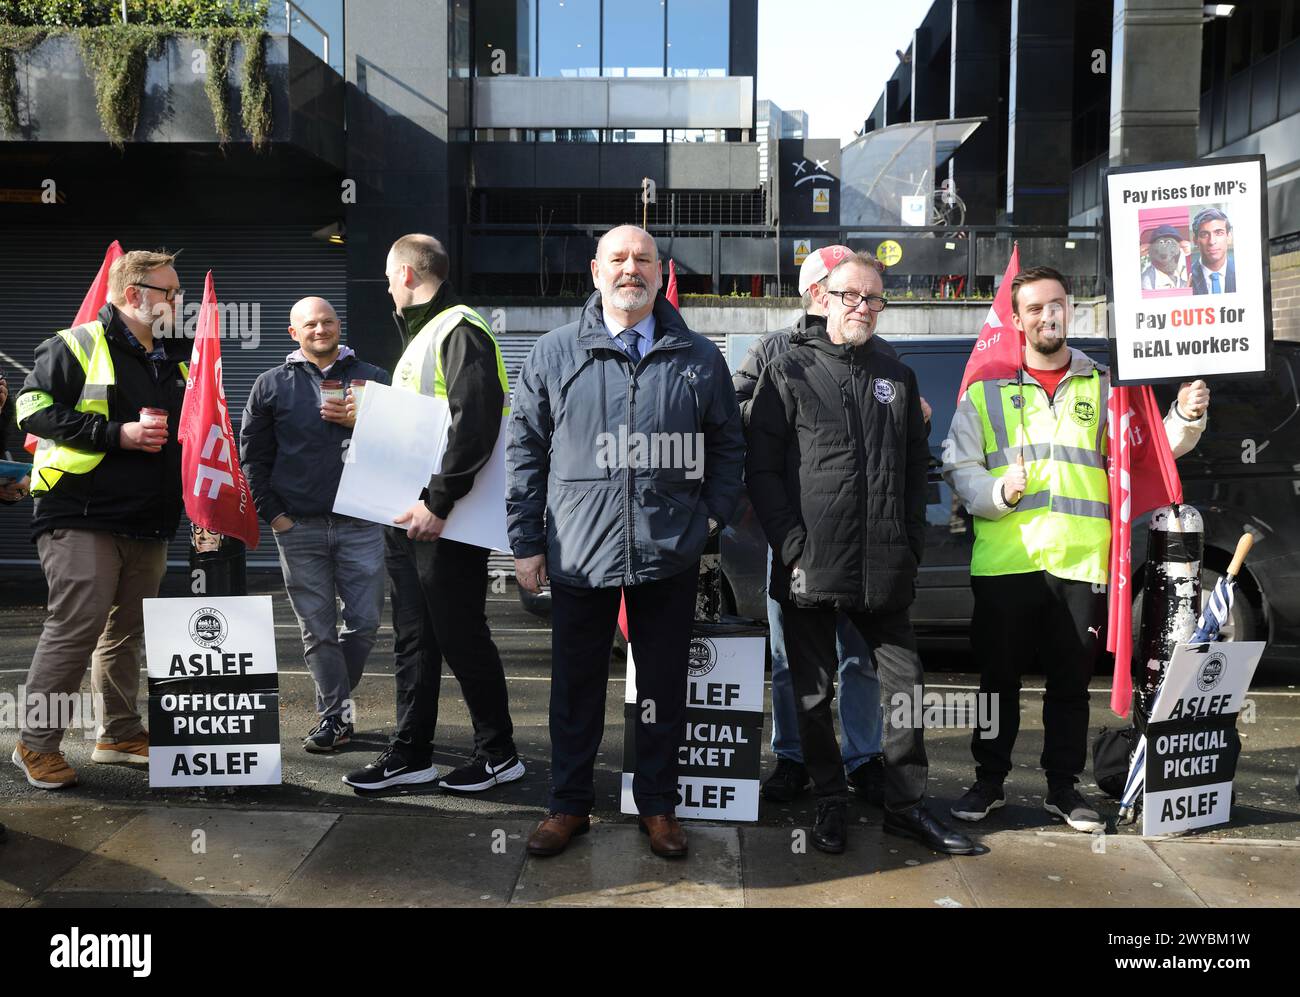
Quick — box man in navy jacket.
[508,225,745,859]
[240,296,390,753]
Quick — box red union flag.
[25,241,124,454]
[957,244,1021,400]
[1106,384,1183,716]
[178,272,259,549]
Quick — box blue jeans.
[274,513,386,720]
[767,553,883,771]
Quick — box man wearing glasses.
[11,250,189,790]
[745,251,974,856]
[734,246,932,809]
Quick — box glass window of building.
[667,0,728,77]
[602,0,666,77]
[606,128,666,141]
[538,0,601,77]
[475,0,537,76]
[451,0,472,78]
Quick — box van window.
[894,349,965,454]
[1151,352,1299,463]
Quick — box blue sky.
[757,0,937,145]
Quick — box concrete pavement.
[2,571,1299,907]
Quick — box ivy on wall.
[0,0,272,146]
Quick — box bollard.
[1133,504,1202,730]
[189,525,247,597]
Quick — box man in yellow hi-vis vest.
[11,250,189,791]
[343,234,522,795]
[942,265,1210,832]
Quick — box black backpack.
[1092,725,1139,799]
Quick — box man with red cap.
[734,246,930,807]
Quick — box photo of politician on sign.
[1104,155,1272,384]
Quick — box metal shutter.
[0,224,347,568]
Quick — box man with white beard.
[508,225,744,859]
[745,252,974,856]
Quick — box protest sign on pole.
[1103,155,1272,384]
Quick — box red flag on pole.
[25,241,124,454]
[74,240,124,325]
[957,244,1021,400]
[1106,384,1184,716]
[178,272,260,550]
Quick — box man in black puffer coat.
[746,251,974,857]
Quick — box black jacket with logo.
[732,313,898,425]
[744,326,928,613]
[17,304,189,541]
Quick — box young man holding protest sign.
[942,265,1210,831]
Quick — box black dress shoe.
[812,800,848,854]
[884,804,976,855]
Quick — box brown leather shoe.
[639,814,688,858]
[527,812,591,857]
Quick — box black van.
[720,337,1300,662]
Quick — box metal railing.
[284,1,329,66]
[462,221,1107,298]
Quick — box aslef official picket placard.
[621,622,765,822]
[144,596,281,788]
[1142,640,1263,836]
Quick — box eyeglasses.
[826,290,888,312]
[134,282,185,302]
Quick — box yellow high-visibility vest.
[967,370,1111,584]
[393,304,509,412]
[17,321,186,496]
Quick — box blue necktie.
[1211,272,1221,294]
[619,329,641,365]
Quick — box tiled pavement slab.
[952,830,1206,908]
[1149,839,1300,907]
[0,804,141,906]
[739,823,978,908]
[46,808,338,898]
[272,814,532,907]
[511,823,744,907]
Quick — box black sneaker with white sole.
[439,754,526,792]
[950,780,1006,821]
[303,715,352,754]
[343,746,438,791]
[1043,786,1105,833]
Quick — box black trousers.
[548,566,699,817]
[386,526,516,765]
[970,571,1106,789]
[780,604,928,809]
[386,526,422,733]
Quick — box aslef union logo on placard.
[1197,652,1226,693]
[189,607,228,649]
[687,638,717,678]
